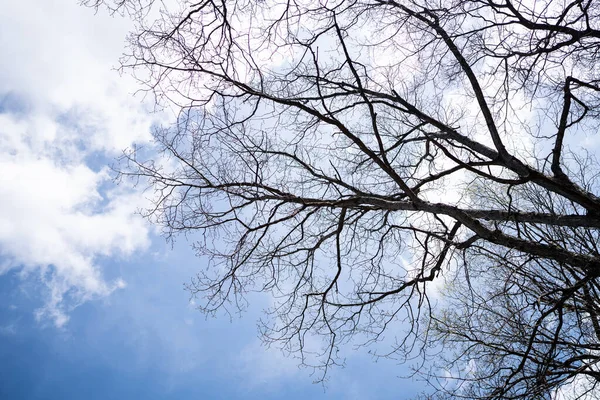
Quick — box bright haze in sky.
[0,1,418,399]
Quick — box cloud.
[0,0,157,326]
[238,339,303,387]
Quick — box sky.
[0,1,424,398]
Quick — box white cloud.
[553,373,598,400]
[0,0,157,326]
[238,339,302,386]
[0,322,17,336]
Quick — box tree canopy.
[86,0,600,398]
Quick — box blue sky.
[0,1,425,398]
[0,237,423,400]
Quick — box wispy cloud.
[0,0,157,326]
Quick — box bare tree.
[85,0,600,398]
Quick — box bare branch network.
[86,0,600,398]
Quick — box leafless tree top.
[85,0,600,398]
